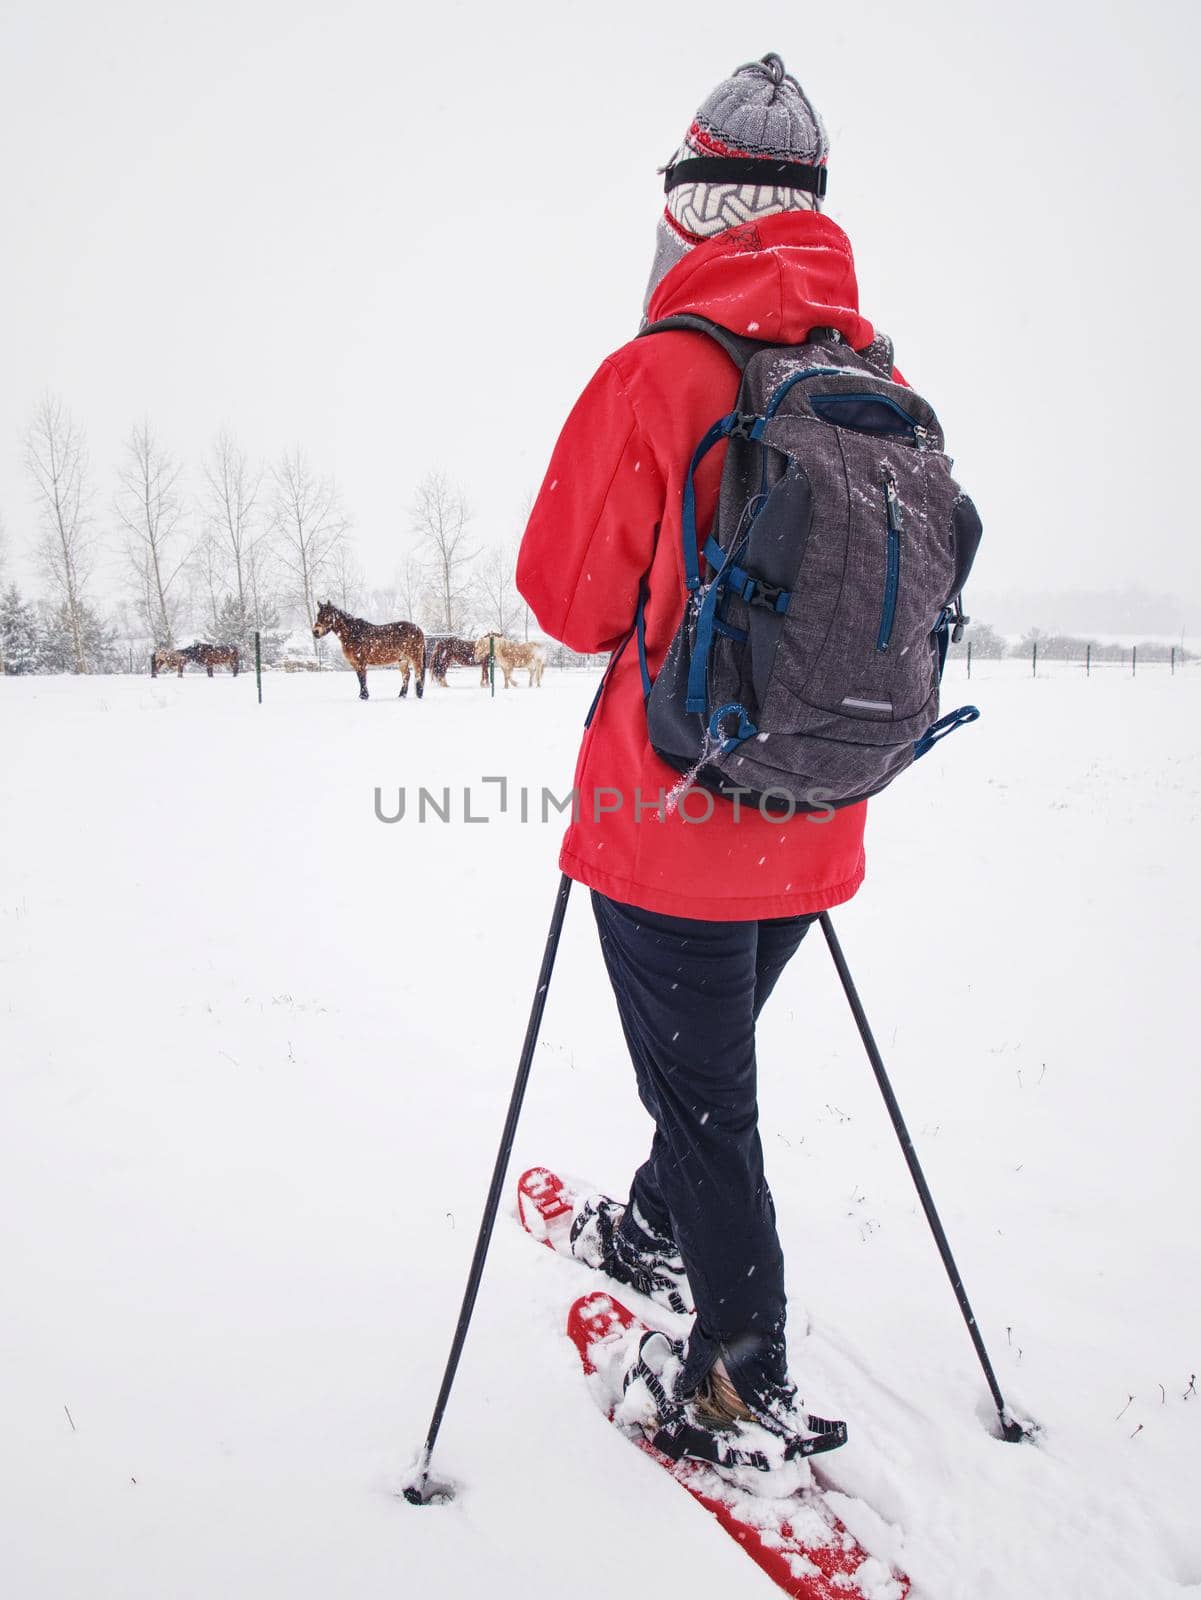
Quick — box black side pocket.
[950,494,983,598]
[744,461,814,709]
[645,605,707,767]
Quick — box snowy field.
[1,659,1198,1600]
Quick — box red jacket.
[518,211,881,921]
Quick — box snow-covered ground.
[1,660,1197,1599]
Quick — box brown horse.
[151,648,188,678]
[474,633,546,688]
[427,636,488,688]
[187,642,240,677]
[312,601,425,701]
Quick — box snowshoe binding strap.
[570,1200,690,1317]
[624,1333,848,1471]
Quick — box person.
[517,53,884,1443]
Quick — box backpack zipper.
[877,473,902,652]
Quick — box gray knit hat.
[642,54,830,313]
[665,53,829,237]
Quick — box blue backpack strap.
[641,316,769,595]
[685,536,751,713]
[584,580,652,727]
[681,415,740,591]
[707,701,758,752]
[583,631,630,728]
[640,315,775,715]
[635,587,651,698]
[914,705,979,760]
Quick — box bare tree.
[513,491,535,641]
[269,448,349,658]
[245,530,281,637]
[328,543,365,612]
[474,540,525,637]
[395,554,430,627]
[366,582,400,617]
[115,422,191,646]
[25,396,96,672]
[411,472,477,635]
[367,559,427,627]
[111,598,148,674]
[201,430,262,631]
[191,533,228,635]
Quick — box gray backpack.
[635,314,983,812]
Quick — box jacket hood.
[646,211,874,350]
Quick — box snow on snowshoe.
[517,1166,695,1316]
[568,1291,908,1600]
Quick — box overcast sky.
[2,0,1199,622]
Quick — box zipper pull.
[913,424,929,451]
[883,470,903,530]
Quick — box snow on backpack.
[631,314,983,813]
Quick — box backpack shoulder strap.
[639,313,770,373]
[644,313,896,381]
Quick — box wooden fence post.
[489,633,496,698]
[255,631,263,704]
[1032,639,1038,678]
[1086,643,1091,678]
[966,639,972,680]
[1132,645,1137,678]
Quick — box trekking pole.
[405,872,574,1504]
[819,913,1026,1442]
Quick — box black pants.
[590,890,814,1407]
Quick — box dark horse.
[427,635,488,688]
[151,642,239,677]
[188,642,239,677]
[312,601,425,701]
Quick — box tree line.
[0,396,533,675]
